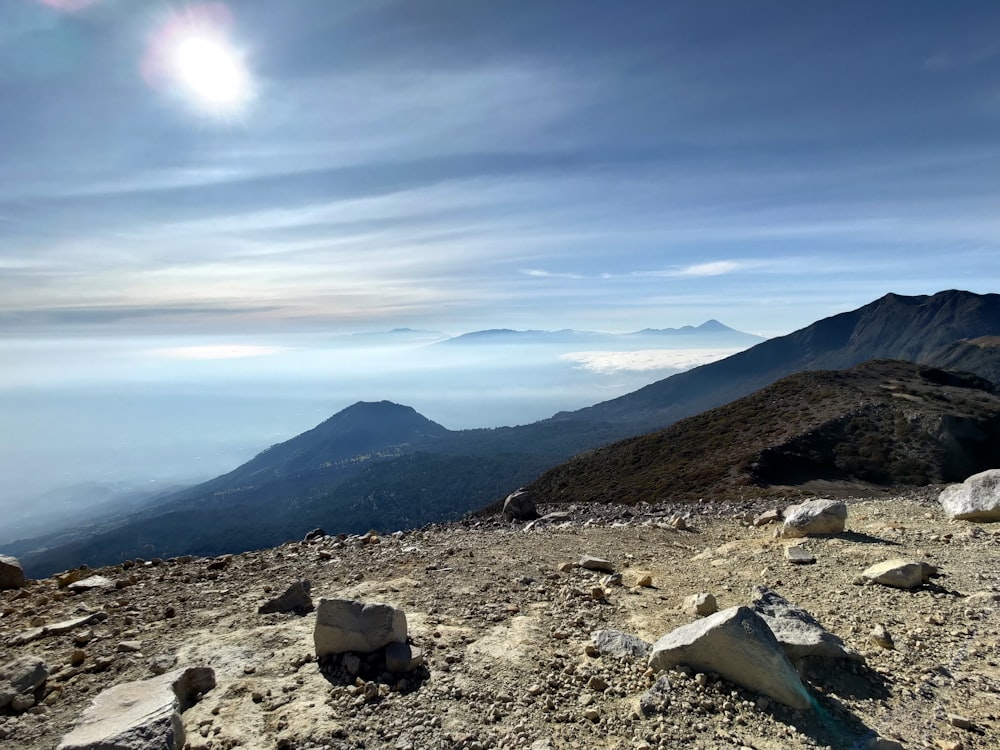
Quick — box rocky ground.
[1,488,998,750]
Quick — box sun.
[143,5,254,119]
[170,33,251,113]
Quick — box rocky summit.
[0,489,998,750]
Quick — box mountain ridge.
[8,290,1000,576]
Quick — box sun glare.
[143,4,254,119]
[172,34,250,111]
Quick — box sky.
[3,1,1000,513]
[3,0,1000,340]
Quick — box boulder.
[648,606,812,710]
[0,655,49,712]
[682,592,718,617]
[591,629,652,659]
[314,598,407,657]
[750,586,862,663]
[57,666,215,750]
[939,470,1000,521]
[0,554,26,590]
[258,580,313,615]
[503,489,538,521]
[782,499,847,537]
[860,559,925,590]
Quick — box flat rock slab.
[578,555,614,572]
[314,598,407,657]
[67,576,114,593]
[0,554,26,590]
[591,629,652,659]
[750,586,862,663]
[648,605,812,710]
[860,559,925,589]
[13,611,108,646]
[58,666,215,750]
[939,469,1000,521]
[782,499,847,537]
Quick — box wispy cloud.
[520,268,584,280]
[922,44,1000,72]
[671,260,747,278]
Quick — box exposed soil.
[2,488,998,750]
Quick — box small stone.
[557,562,574,573]
[636,575,653,588]
[947,714,973,730]
[587,675,608,691]
[258,580,313,616]
[669,515,688,531]
[69,650,86,667]
[385,642,424,674]
[865,737,905,750]
[936,740,964,750]
[753,509,782,527]
[343,653,362,675]
[591,587,606,601]
[583,708,600,722]
[784,546,815,565]
[870,624,895,649]
[117,640,143,653]
[682,592,718,617]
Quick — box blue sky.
[2,0,1000,339]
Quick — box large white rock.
[0,554,26,590]
[939,470,1000,522]
[314,598,407,657]
[782,499,847,537]
[58,667,215,750]
[750,586,862,663]
[648,606,812,710]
